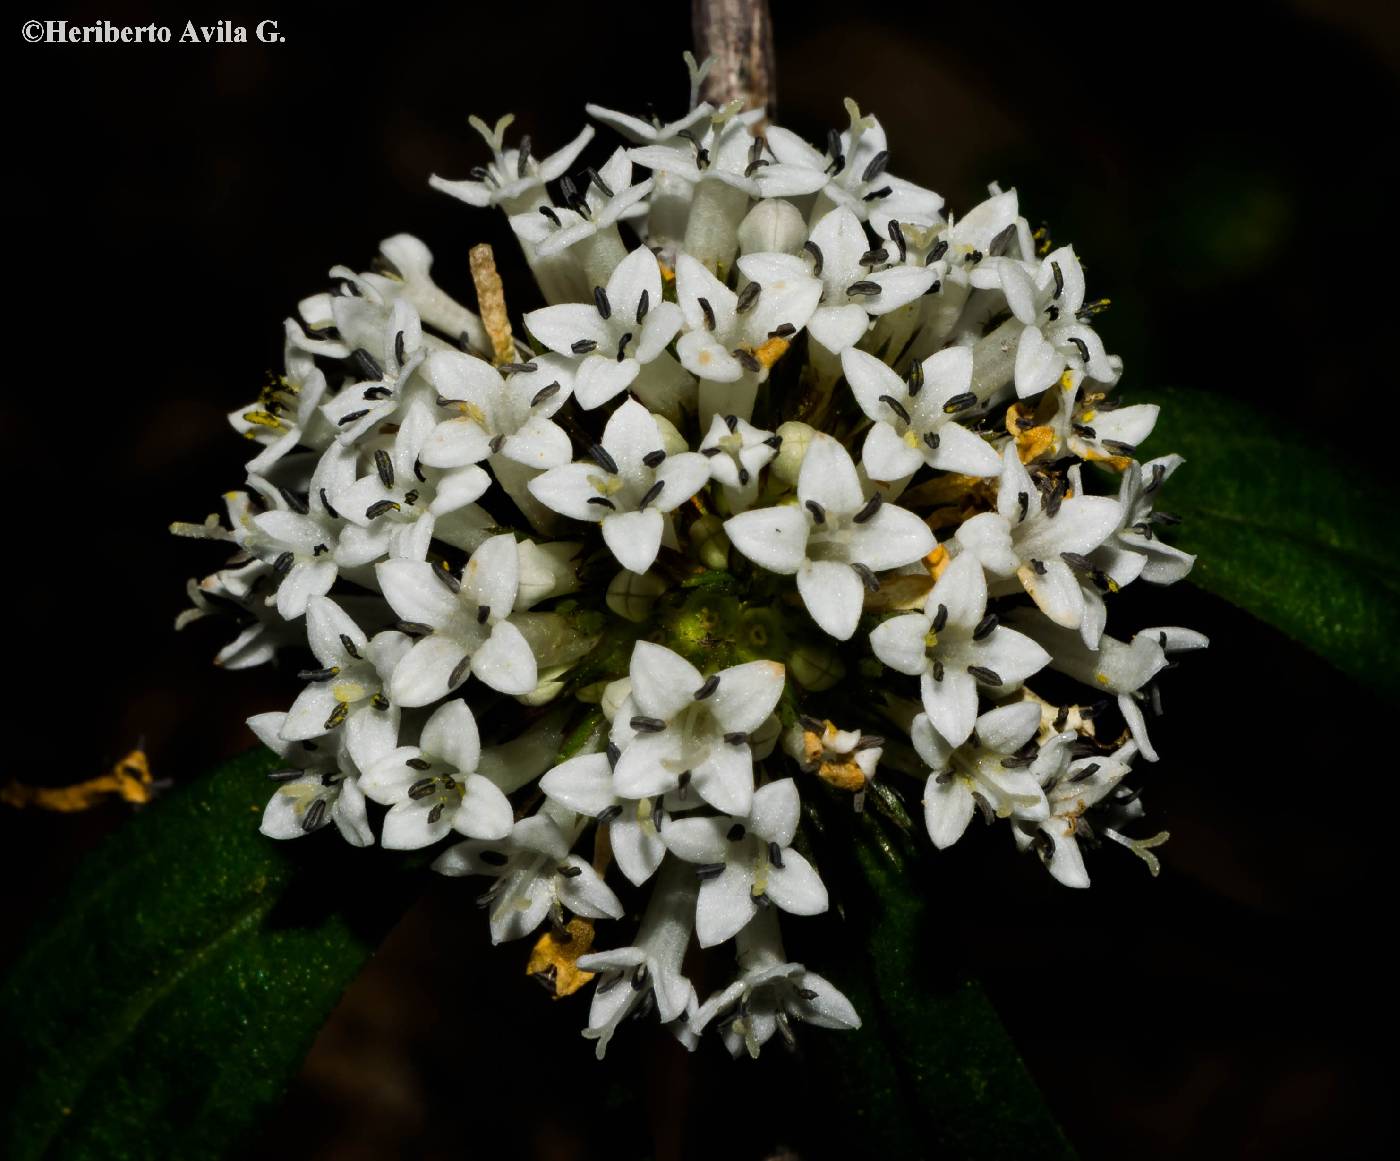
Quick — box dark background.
[4,2,1396,1158]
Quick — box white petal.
[923,775,975,849]
[841,347,904,423]
[524,303,612,356]
[976,701,1042,754]
[870,613,931,676]
[955,512,1018,577]
[848,502,935,571]
[763,850,827,916]
[1014,326,1064,398]
[651,453,711,512]
[501,417,572,470]
[806,303,869,354]
[1019,558,1085,628]
[798,435,863,516]
[420,418,491,468]
[462,533,520,619]
[601,398,664,477]
[928,422,1001,477]
[613,731,685,799]
[920,669,979,749]
[306,597,367,667]
[574,355,640,410]
[709,660,786,735]
[454,774,514,840]
[689,744,755,816]
[609,817,666,886]
[696,864,758,947]
[529,462,608,522]
[420,699,480,773]
[660,814,730,864]
[865,265,939,315]
[797,560,864,641]
[376,560,458,627]
[471,620,538,694]
[606,245,663,321]
[630,641,703,719]
[558,858,624,919]
[750,778,800,846]
[389,635,469,707]
[382,800,454,850]
[540,752,616,816]
[862,421,924,482]
[603,508,665,573]
[724,506,809,574]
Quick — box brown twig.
[692,0,776,121]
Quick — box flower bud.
[689,514,729,570]
[652,414,690,457]
[788,641,846,691]
[606,569,666,623]
[772,421,816,486]
[737,199,807,255]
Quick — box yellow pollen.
[525,918,598,998]
[1,750,155,812]
[752,336,790,370]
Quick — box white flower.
[870,553,1050,747]
[698,413,780,511]
[1018,736,1139,887]
[511,147,653,259]
[1091,455,1196,586]
[764,103,943,234]
[523,246,693,416]
[432,801,623,944]
[607,641,785,817]
[1004,614,1208,762]
[662,778,828,947]
[228,321,332,475]
[841,346,1001,482]
[690,908,859,1057]
[997,247,1115,396]
[417,349,576,472]
[251,711,373,846]
[584,99,713,145]
[725,435,935,639]
[801,206,939,354]
[539,749,667,886]
[527,399,710,574]
[244,464,350,619]
[278,597,408,771]
[361,699,514,849]
[429,113,594,211]
[673,250,822,422]
[375,533,542,706]
[320,297,428,444]
[955,443,1121,630]
[628,109,824,201]
[575,858,698,1058]
[914,701,1050,849]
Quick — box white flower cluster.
[175,59,1206,1060]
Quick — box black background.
[4,2,1396,1158]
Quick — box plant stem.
[691,0,776,119]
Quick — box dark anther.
[605,742,621,767]
[694,674,720,700]
[630,715,667,733]
[639,480,664,508]
[642,449,667,468]
[598,804,623,823]
[968,665,1003,686]
[1067,335,1090,363]
[636,288,650,322]
[571,338,598,355]
[724,732,749,746]
[408,777,437,800]
[861,150,890,182]
[877,393,910,424]
[973,613,999,641]
[531,381,561,407]
[698,297,716,331]
[735,348,762,373]
[278,486,309,515]
[1051,261,1065,299]
[432,565,461,594]
[853,493,883,523]
[888,220,907,263]
[302,798,327,832]
[588,443,619,473]
[365,499,401,520]
[768,840,785,868]
[337,409,369,426]
[351,348,383,381]
[803,240,824,276]
[1030,558,1047,575]
[586,496,616,510]
[860,248,890,266]
[906,359,924,395]
[736,281,761,313]
[538,205,561,226]
[448,654,472,688]
[942,392,978,413]
[616,332,632,361]
[846,280,881,296]
[318,488,340,519]
[928,238,949,263]
[804,499,826,524]
[851,562,881,592]
[298,665,340,682]
[695,862,726,881]
[476,605,491,625]
[271,551,294,576]
[339,633,362,659]
[593,285,611,319]
[375,448,395,488]
[863,186,892,201]
[1071,762,1101,784]
[930,602,949,633]
[323,702,349,731]
[1102,439,1137,456]
[922,431,941,450]
[727,823,746,841]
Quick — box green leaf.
[1134,384,1400,700]
[805,798,1075,1160]
[1,749,421,1161]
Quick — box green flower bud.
[689,514,730,570]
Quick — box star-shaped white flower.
[361,699,514,850]
[954,443,1121,630]
[229,321,332,475]
[1004,613,1208,762]
[801,206,939,354]
[725,435,936,640]
[698,413,780,511]
[1016,736,1139,887]
[998,247,1115,397]
[432,802,623,944]
[914,701,1051,849]
[527,399,710,574]
[523,246,692,415]
[251,711,373,846]
[278,597,408,771]
[841,346,1001,482]
[1090,454,1196,586]
[429,113,594,210]
[689,908,859,1058]
[510,148,653,259]
[662,777,828,947]
[417,349,575,471]
[607,641,786,817]
[375,533,541,706]
[320,297,429,444]
[539,749,667,886]
[870,552,1050,747]
[575,859,698,1059]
